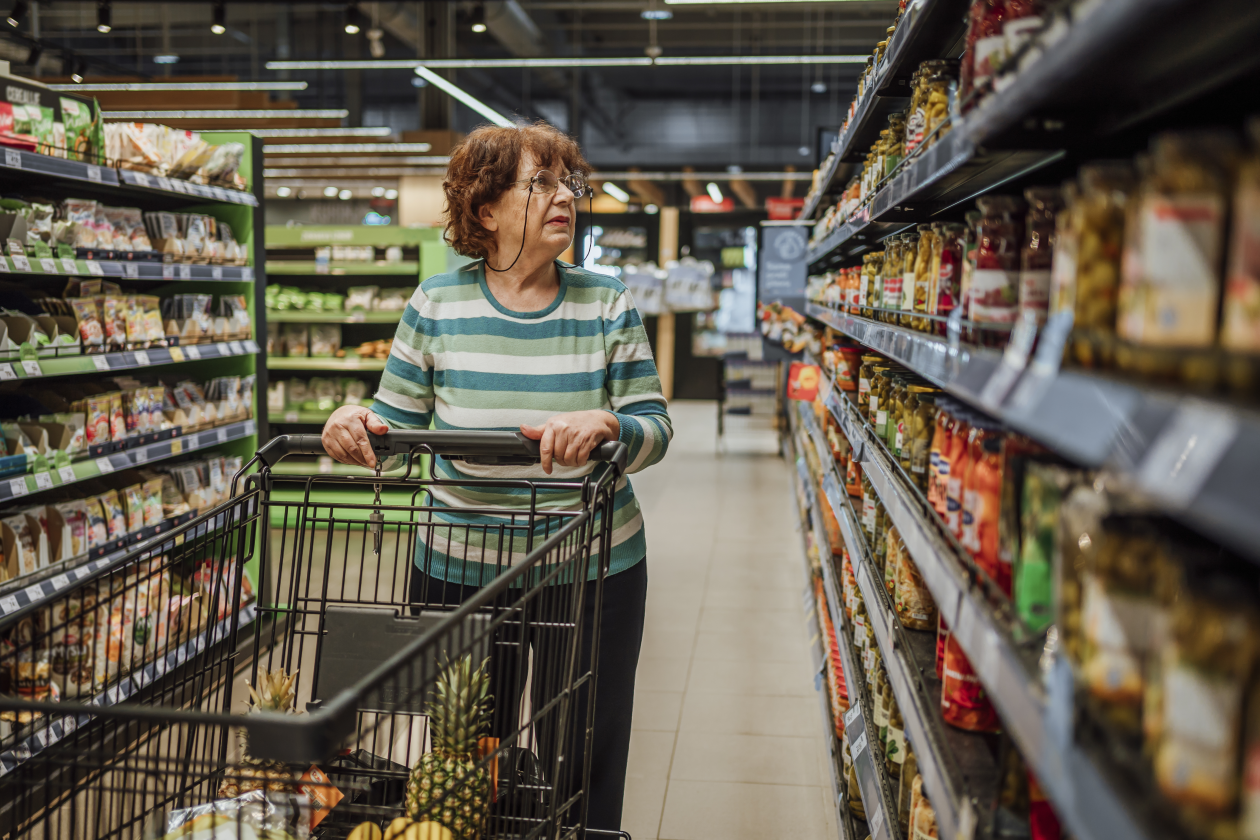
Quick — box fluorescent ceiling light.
[250,127,394,138]
[261,155,450,166]
[371,186,385,197]
[413,66,514,128]
[601,182,630,202]
[323,186,339,197]
[338,189,353,200]
[706,182,723,203]
[153,55,179,65]
[264,167,446,178]
[642,9,673,19]
[276,186,292,197]
[385,189,398,200]
[593,170,811,181]
[666,0,862,3]
[51,81,308,92]
[103,109,348,119]
[264,143,436,154]
[268,54,862,71]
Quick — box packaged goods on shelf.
[757,301,820,354]
[141,211,243,264]
[104,123,246,190]
[265,285,348,312]
[267,377,371,415]
[0,88,103,163]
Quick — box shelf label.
[185,345,201,360]
[284,410,299,423]
[96,457,115,474]
[162,263,175,280]
[156,177,172,191]
[211,266,223,280]
[1136,402,1240,509]
[86,165,102,182]
[39,258,57,273]
[0,257,8,272]
[86,260,104,276]
[0,363,14,380]
[61,257,79,274]
[133,350,150,367]
[216,428,228,444]
[51,573,71,591]
[978,310,1038,410]
[0,595,20,615]
[34,472,53,491]
[243,339,259,354]
[844,704,862,728]
[228,340,244,355]
[58,465,77,483]
[168,346,184,362]
[133,172,152,187]
[11,254,31,272]
[4,148,21,168]
[216,343,230,355]
[133,448,147,464]
[124,262,140,279]
[850,729,868,757]
[241,267,253,281]
[21,359,42,377]
[868,804,886,839]
[178,265,191,280]
[92,354,112,371]
[8,476,28,497]
[171,439,183,455]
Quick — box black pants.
[408,558,646,831]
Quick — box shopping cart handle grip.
[255,433,328,467]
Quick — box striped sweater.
[371,258,673,584]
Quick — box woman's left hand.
[521,410,620,475]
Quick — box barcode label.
[11,255,31,272]
[59,466,76,483]
[92,355,111,371]
[4,149,21,168]
[185,345,201,360]
[96,457,115,474]
[162,264,175,279]
[124,263,139,279]
[86,165,102,182]
[21,359,42,377]
[134,172,151,187]
[211,266,223,280]
[850,730,868,756]
[61,258,79,273]
[133,350,150,367]
[228,341,244,354]
[51,574,71,591]
[0,364,14,380]
[0,595,20,615]
[8,477,28,497]
[34,473,53,491]
[39,258,57,273]
[86,260,104,275]
[178,265,191,280]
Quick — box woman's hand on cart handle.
[323,405,390,468]
[521,410,620,475]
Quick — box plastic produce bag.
[163,790,312,840]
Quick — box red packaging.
[936,614,949,679]
[944,415,973,538]
[961,0,1007,103]
[962,426,1007,593]
[928,404,954,513]
[1028,771,1062,840]
[941,632,1000,732]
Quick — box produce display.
[265,285,413,313]
[267,378,372,414]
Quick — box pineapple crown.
[247,667,299,714]
[428,656,492,757]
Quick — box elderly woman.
[321,122,671,830]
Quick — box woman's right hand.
[322,405,390,468]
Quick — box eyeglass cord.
[486,186,594,273]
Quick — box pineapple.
[405,657,493,840]
[219,666,300,798]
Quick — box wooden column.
[656,206,679,400]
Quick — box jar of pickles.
[886,113,907,179]
[872,369,896,437]
[970,196,1025,324]
[884,236,905,315]
[857,354,882,410]
[912,224,937,331]
[924,72,954,148]
[903,385,937,487]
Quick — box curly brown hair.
[443,122,590,259]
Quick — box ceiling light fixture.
[706,182,723,203]
[411,76,428,87]
[269,54,863,70]
[96,1,111,33]
[367,27,385,58]
[413,66,514,128]
[261,155,446,166]
[71,62,86,84]
[323,186,339,197]
[102,108,350,119]
[385,189,398,200]
[601,182,630,202]
[338,189,353,200]
[7,0,27,28]
[250,127,393,138]
[641,9,673,19]
[211,0,226,34]
[51,81,309,92]
[276,186,292,197]
[343,2,363,34]
[371,186,385,197]
[470,3,487,33]
[264,142,433,154]
[811,80,826,93]
[154,55,179,64]
[644,204,659,214]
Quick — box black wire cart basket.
[0,430,628,840]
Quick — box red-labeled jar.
[971,195,1025,324]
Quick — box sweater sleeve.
[605,288,672,474]
[370,287,434,431]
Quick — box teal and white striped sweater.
[371,259,673,584]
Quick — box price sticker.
[8,477,28,497]
[21,359,42,377]
[171,439,183,455]
[216,428,228,444]
[185,345,201,360]
[850,730,868,757]
[134,172,152,187]
[162,263,175,280]
[0,595,20,615]
[868,805,886,838]
[58,466,76,483]
[86,260,104,276]
[169,346,185,362]
[96,457,115,474]
[211,266,223,280]
[39,258,57,273]
[61,257,79,274]
[51,574,71,591]
[133,350,150,367]
[0,257,9,272]
[228,340,244,355]
[178,265,191,280]
[124,262,140,279]
[86,165,102,182]
[241,267,253,281]
[844,704,862,728]
[133,448,147,464]
[11,254,31,272]
[34,472,54,491]
[0,363,14,380]
[4,148,21,168]
[217,343,230,355]
[243,339,259,354]
[92,355,112,371]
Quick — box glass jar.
[923,72,953,148]
[1020,186,1064,324]
[861,473,878,542]
[857,354,882,410]
[885,524,902,598]
[846,736,866,818]
[928,398,953,513]
[1223,119,1260,357]
[962,0,1006,104]
[934,223,967,326]
[912,224,937,330]
[873,501,889,573]
[905,386,937,487]
[887,696,906,776]
[898,743,918,836]
[883,236,905,316]
[869,367,893,432]
[871,249,886,316]
[971,196,1025,325]
[887,376,910,454]
[959,210,983,320]
[905,66,928,156]
[859,253,874,318]
[887,113,907,179]
[895,536,938,631]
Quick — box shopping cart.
[0,429,628,840]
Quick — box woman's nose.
[553,184,575,205]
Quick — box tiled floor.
[622,400,836,840]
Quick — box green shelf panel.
[267,356,387,371]
[266,310,403,324]
[265,225,442,248]
[266,261,419,275]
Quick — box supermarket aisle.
[623,401,835,840]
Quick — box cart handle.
[255,430,628,474]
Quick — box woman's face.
[479,152,578,263]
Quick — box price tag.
[868,805,886,838]
[243,339,259,354]
[22,359,42,377]
[211,266,223,280]
[241,267,253,281]
[284,410,299,423]
[0,363,14,380]
[8,476,29,497]
[86,260,104,276]
[0,595,20,615]
[216,343,230,355]
[124,262,139,279]
[61,257,79,274]
[134,172,152,187]
[228,340,244,355]
[51,574,71,591]
[34,472,53,491]
[133,448,147,463]
[96,457,115,474]
[86,165,102,182]
[162,263,175,279]
[133,350,150,367]
[92,355,112,371]
[844,704,862,728]
[1136,402,1240,509]
[850,730,868,757]
[58,466,76,483]
[185,345,201,360]
[216,428,228,444]
[11,254,31,272]
[978,310,1038,410]
[39,258,57,273]
[4,148,21,168]
[0,257,9,272]
[171,439,183,455]
[178,265,191,280]
[169,346,184,362]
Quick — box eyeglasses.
[516,169,590,198]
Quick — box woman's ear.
[477,201,499,233]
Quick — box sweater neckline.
[476,259,569,320]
